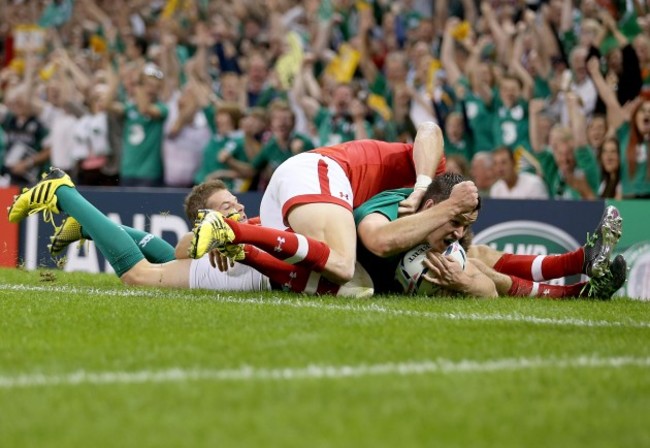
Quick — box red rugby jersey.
[312,139,446,207]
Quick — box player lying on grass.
[191,172,626,299]
[8,168,625,299]
[6,169,373,296]
[205,121,448,286]
[353,172,626,298]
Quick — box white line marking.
[1,356,649,389]
[2,284,649,329]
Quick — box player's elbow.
[364,237,400,258]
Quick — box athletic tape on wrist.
[414,174,432,190]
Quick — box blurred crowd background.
[1,0,650,200]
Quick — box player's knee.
[331,260,356,284]
[120,270,139,286]
[120,267,148,286]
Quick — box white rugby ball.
[395,241,467,295]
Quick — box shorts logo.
[339,192,349,201]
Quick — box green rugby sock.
[80,225,176,263]
[55,186,144,277]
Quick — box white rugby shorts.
[259,153,354,229]
[189,256,271,291]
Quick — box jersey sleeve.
[353,189,412,227]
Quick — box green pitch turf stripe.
[1,356,649,389]
[2,284,649,329]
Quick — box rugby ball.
[395,241,467,295]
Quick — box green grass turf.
[1,268,649,448]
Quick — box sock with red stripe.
[226,219,330,271]
[241,245,340,295]
[494,248,585,282]
[506,275,587,299]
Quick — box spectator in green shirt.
[443,111,474,162]
[294,58,372,147]
[535,93,600,200]
[441,18,496,153]
[106,63,169,187]
[193,103,247,191]
[222,100,314,191]
[588,55,650,198]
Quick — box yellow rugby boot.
[7,167,75,224]
[189,209,243,260]
[48,216,84,256]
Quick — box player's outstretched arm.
[398,122,444,214]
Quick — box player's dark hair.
[184,179,228,223]
[422,172,482,212]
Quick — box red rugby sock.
[226,218,330,272]
[494,248,585,281]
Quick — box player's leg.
[472,258,585,299]
[120,259,191,287]
[469,244,586,282]
[234,245,372,296]
[240,244,339,294]
[469,205,622,281]
[8,168,146,278]
[123,255,273,291]
[286,203,357,284]
[261,153,357,284]
[191,153,356,284]
[8,168,197,288]
[471,256,626,300]
[50,216,176,263]
[193,205,356,285]
[190,210,333,275]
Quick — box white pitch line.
[1,356,649,389]
[1,284,649,329]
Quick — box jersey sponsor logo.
[474,221,583,285]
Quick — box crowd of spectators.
[1,0,649,200]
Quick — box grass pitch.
[1,268,649,448]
